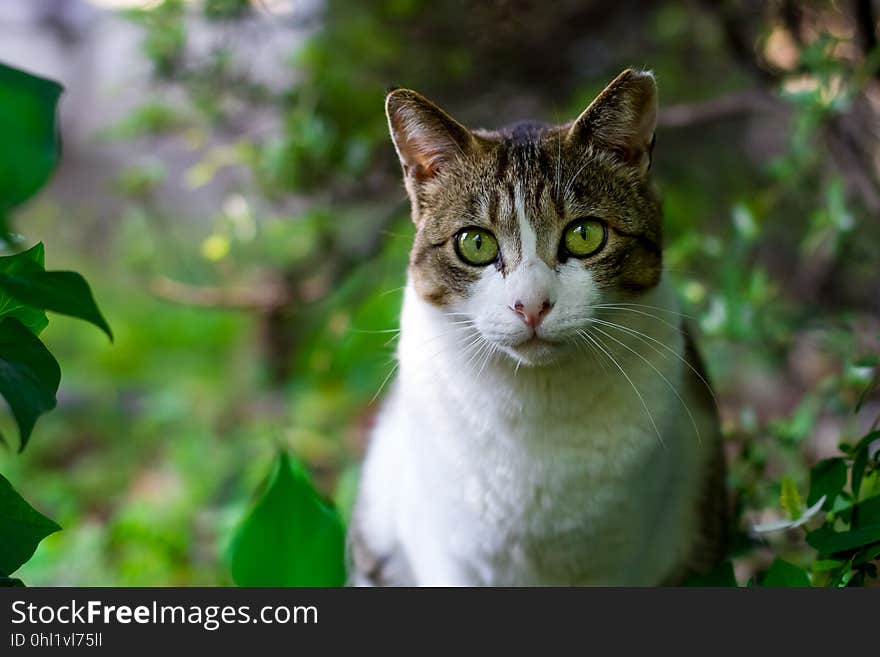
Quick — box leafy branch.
[0,62,111,586]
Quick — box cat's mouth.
[517,335,552,348]
[507,333,564,364]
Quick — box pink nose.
[511,299,553,329]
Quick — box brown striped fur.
[386,69,664,307]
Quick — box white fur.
[353,231,713,586]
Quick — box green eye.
[562,219,606,258]
[454,228,499,266]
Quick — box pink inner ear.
[565,70,657,171]
[396,116,457,180]
[409,145,447,181]
[388,91,472,183]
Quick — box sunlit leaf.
[852,447,869,499]
[229,451,346,587]
[780,476,804,520]
[0,473,61,577]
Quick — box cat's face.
[388,70,662,366]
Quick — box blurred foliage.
[1,0,878,586]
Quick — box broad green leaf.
[0,473,61,576]
[0,243,48,334]
[684,560,738,587]
[807,458,846,509]
[0,262,112,340]
[0,317,60,451]
[780,476,803,520]
[853,543,880,565]
[852,496,880,528]
[0,63,62,226]
[229,451,346,587]
[807,524,880,555]
[760,558,810,587]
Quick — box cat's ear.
[385,89,475,184]
[566,69,658,175]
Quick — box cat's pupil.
[576,225,586,241]
[474,234,482,250]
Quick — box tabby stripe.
[495,145,509,182]
[487,188,499,225]
[534,179,546,208]
[609,226,661,255]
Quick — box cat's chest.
[398,370,686,582]
[432,436,671,585]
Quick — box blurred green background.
[0,0,878,585]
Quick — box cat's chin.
[503,336,568,367]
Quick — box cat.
[348,69,727,586]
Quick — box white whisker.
[370,361,398,405]
[573,331,609,374]
[592,302,696,321]
[586,316,719,411]
[593,305,683,334]
[579,329,665,449]
[590,325,701,444]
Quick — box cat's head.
[387,69,662,366]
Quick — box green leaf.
[0,63,62,226]
[829,564,855,587]
[807,458,847,509]
[0,242,111,339]
[0,317,60,451]
[229,451,346,587]
[0,472,61,577]
[853,543,880,566]
[852,447,869,499]
[760,558,811,587]
[0,243,48,334]
[852,496,880,528]
[0,257,112,340]
[684,560,738,587]
[850,431,880,457]
[807,524,880,555]
[780,476,804,520]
